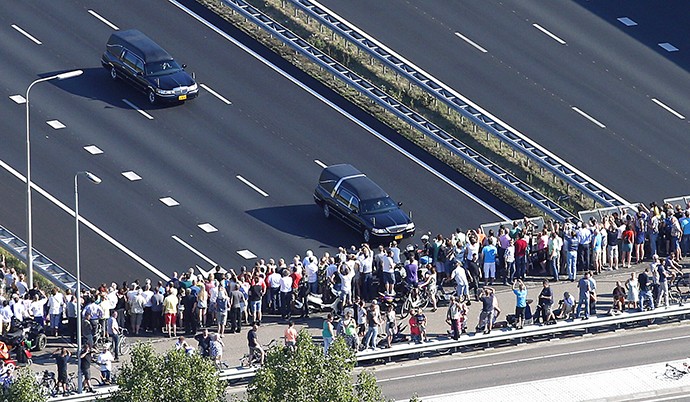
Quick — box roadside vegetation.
[195,0,600,217]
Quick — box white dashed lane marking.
[236,175,269,197]
[200,83,232,105]
[87,9,119,30]
[532,23,566,45]
[121,171,142,181]
[9,95,26,104]
[314,159,327,168]
[122,99,154,120]
[11,24,42,45]
[617,17,638,27]
[159,197,179,207]
[571,106,606,128]
[198,223,218,233]
[659,43,679,52]
[237,249,257,259]
[83,145,104,155]
[454,32,488,53]
[46,120,65,129]
[651,98,685,119]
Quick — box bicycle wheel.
[420,294,430,310]
[399,299,411,319]
[40,379,56,397]
[90,377,102,389]
[118,337,130,355]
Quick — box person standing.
[478,287,495,334]
[322,313,335,355]
[97,346,114,385]
[638,267,655,311]
[514,235,528,280]
[79,344,94,393]
[163,289,178,338]
[284,321,298,351]
[481,238,498,286]
[47,288,65,337]
[576,272,592,320]
[182,288,198,335]
[449,263,470,304]
[106,311,121,362]
[279,270,294,319]
[66,295,79,342]
[229,284,244,334]
[548,232,563,282]
[247,323,264,365]
[565,229,579,281]
[363,302,381,350]
[538,280,555,324]
[52,347,71,395]
[512,279,527,329]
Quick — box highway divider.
[288,0,629,210]
[217,0,575,221]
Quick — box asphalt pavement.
[0,0,518,287]
[313,0,690,202]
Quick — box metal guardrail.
[578,204,640,224]
[664,195,690,208]
[0,223,85,292]
[288,0,630,209]
[45,304,690,402]
[221,0,575,221]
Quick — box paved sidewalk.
[26,260,680,378]
[417,359,690,402]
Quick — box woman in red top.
[621,224,635,269]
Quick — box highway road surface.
[314,0,690,203]
[0,0,519,286]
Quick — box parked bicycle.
[38,370,77,397]
[91,324,130,357]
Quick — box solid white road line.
[571,106,606,128]
[11,24,42,45]
[0,158,169,281]
[122,99,154,120]
[87,9,120,30]
[454,32,488,53]
[314,159,327,168]
[236,175,269,197]
[171,235,218,266]
[532,23,566,45]
[167,0,509,220]
[652,98,685,119]
[200,83,232,104]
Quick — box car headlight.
[156,88,175,95]
[188,83,198,92]
[371,228,387,234]
[405,222,416,231]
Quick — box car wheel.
[323,204,331,219]
[363,229,370,243]
[147,89,156,104]
[110,67,117,80]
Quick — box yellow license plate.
[178,94,187,101]
[395,234,403,240]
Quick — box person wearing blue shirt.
[512,279,527,329]
[680,211,690,257]
[481,238,498,286]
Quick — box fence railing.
[288,0,630,209]
[219,0,575,221]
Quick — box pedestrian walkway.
[417,359,690,402]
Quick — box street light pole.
[25,69,83,289]
[75,171,101,394]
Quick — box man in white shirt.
[338,264,355,307]
[279,270,293,319]
[106,311,120,361]
[268,268,282,313]
[0,301,13,335]
[10,294,27,321]
[47,288,65,336]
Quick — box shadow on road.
[246,204,361,248]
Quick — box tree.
[111,342,225,402]
[1,367,46,402]
[247,329,389,402]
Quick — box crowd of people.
[0,200,688,374]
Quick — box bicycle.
[38,371,77,397]
[660,362,689,380]
[92,326,130,357]
[239,339,276,368]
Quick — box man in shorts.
[247,323,264,365]
[478,287,495,334]
[163,288,178,338]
